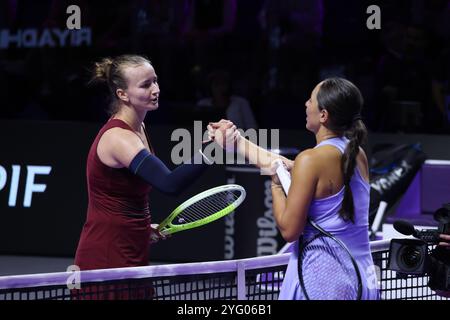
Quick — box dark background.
[0,1,450,262]
[0,0,449,134]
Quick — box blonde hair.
[91,54,152,114]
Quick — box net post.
[236,261,247,300]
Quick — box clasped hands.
[207,119,293,183]
[207,119,241,152]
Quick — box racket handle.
[273,159,291,195]
[159,229,170,236]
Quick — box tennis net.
[0,240,447,300]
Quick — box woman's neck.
[315,127,340,145]
[113,106,146,132]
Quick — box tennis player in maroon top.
[74,55,237,272]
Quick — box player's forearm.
[129,149,208,196]
[271,184,286,225]
[271,184,299,242]
[236,135,283,171]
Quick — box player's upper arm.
[97,128,145,168]
[279,150,318,242]
[357,147,370,183]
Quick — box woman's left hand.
[270,159,292,186]
[268,157,294,177]
[150,224,169,244]
[271,173,282,187]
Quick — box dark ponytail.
[316,78,368,222]
[340,119,367,221]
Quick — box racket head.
[298,234,362,300]
[157,184,246,235]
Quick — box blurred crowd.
[0,0,449,134]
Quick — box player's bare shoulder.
[357,147,370,182]
[99,127,141,153]
[294,149,318,171]
[309,144,342,167]
[295,148,315,161]
[97,127,144,168]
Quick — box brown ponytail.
[340,119,367,222]
[316,78,368,222]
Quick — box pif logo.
[0,165,52,207]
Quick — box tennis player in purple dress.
[210,77,380,300]
[272,78,379,300]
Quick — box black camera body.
[388,238,428,274]
[387,204,450,291]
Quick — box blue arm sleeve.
[129,149,210,196]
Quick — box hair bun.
[93,57,113,82]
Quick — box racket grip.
[159,229,170,236]
[156,224,170,236]
[273,159,291,195]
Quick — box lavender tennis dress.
[278,137,380,300]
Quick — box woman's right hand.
[207,119,240,151]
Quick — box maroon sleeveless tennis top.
[74,119,152,270]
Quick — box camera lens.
[398,245,424,271]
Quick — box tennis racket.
[157,184,246,235]
[273,160,362,300]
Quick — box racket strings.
[178,194,225,222]
[299,236,360,300]
[174,190,240,225]
[181,194,230,222]
[178,192,238,223]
